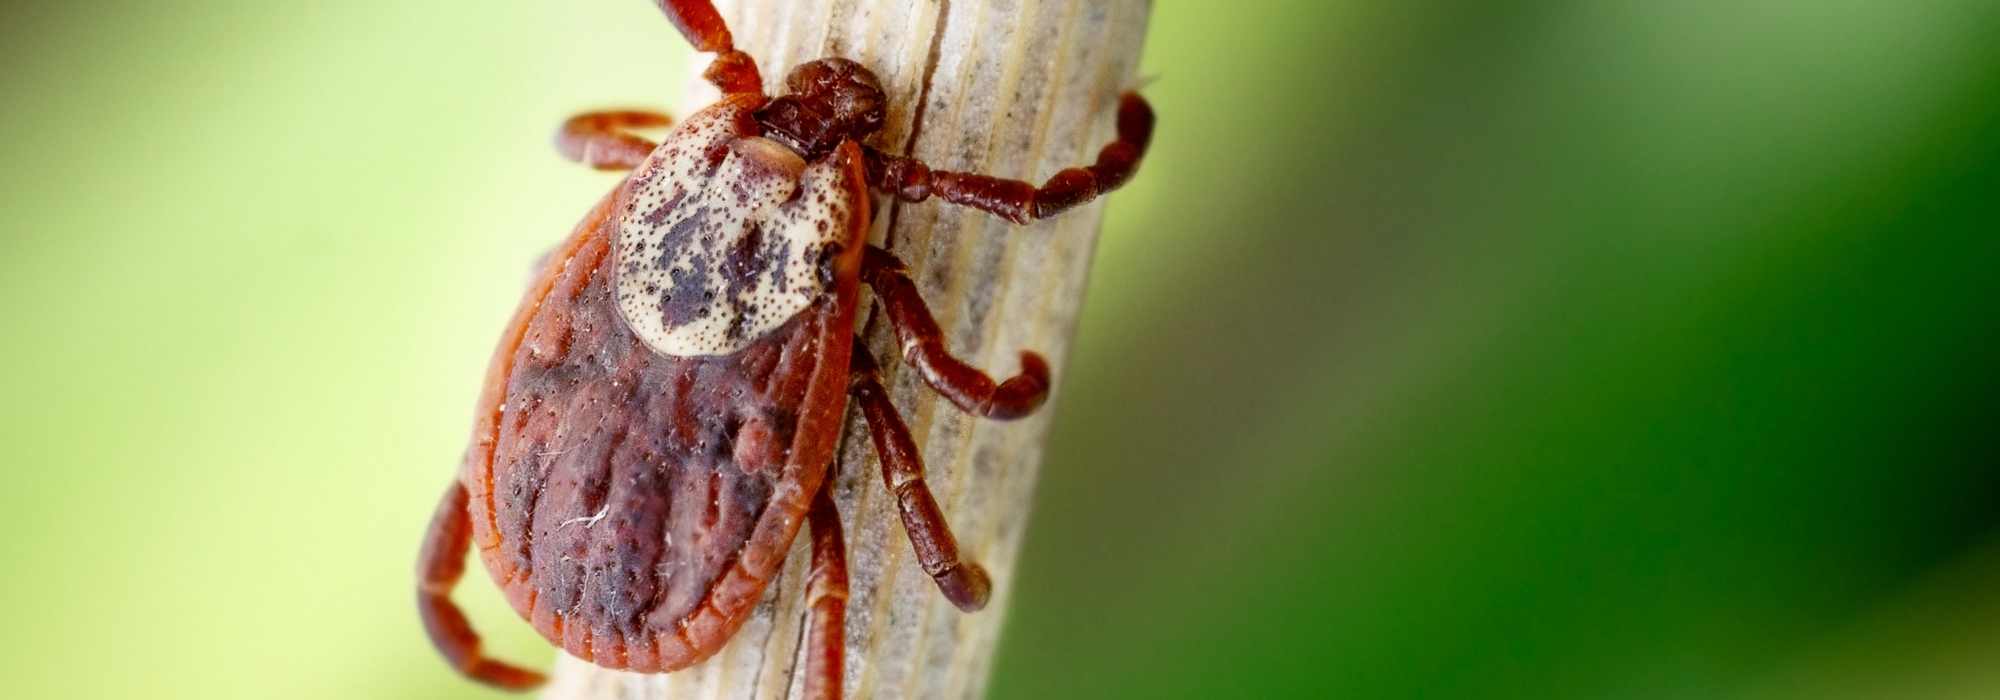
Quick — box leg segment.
[862,247,1049,420]
[555,110,672,171]
[864,92,1155,224]
[800,481,850,700]
[417,481,545,690]
[850,342,994,612]
[651,0,763,94]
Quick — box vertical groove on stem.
[540,2,1148,697]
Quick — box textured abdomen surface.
[460,101,868,672]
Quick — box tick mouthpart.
[755,58,887,158]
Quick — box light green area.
[3,2,1998,698]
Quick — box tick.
[416,1,1153,695]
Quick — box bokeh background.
[4,1,1999,698]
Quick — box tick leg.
[863,92,1155,224]
[651,0,763,94]
[555,110,673,171]
[417,481,545,691]
[862,246,1049,420]
[850,342,994,612]
[801,481,849,700]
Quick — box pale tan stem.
[541,1,1149,697]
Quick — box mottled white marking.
[613,102,856,357]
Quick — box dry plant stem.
[541,1,1149,698]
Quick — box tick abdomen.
[464,110,866,669]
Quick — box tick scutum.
[477,203,857,670]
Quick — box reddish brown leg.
[864,92,1155,224]
[555,110,672,171]
[651,0,763,94]
[850,342,994,612]
[800,481,849,700]
[861,246,1049,420]
[417,481,545,690]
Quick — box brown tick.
[416,1,1153,695]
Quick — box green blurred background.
[4,1,1999,698]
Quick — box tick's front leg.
[417,481,545,691]
[555,110,673,171]
[861,247,1050,420]
[850,342,993,612]
[801,481,849,700]
[863,92,1155,224]
[650,0,762,94]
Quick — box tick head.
[755,58,886,159]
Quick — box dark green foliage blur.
[3,2,1997,698]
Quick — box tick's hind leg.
[418,481,545,691]
[800,481,850,700]
[556,110,672,171]
[862,247,1049,420]
[650,0,763,94]
[850,342,994,612]
[864,92,1155,223]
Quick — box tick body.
[418,1,1154,696]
